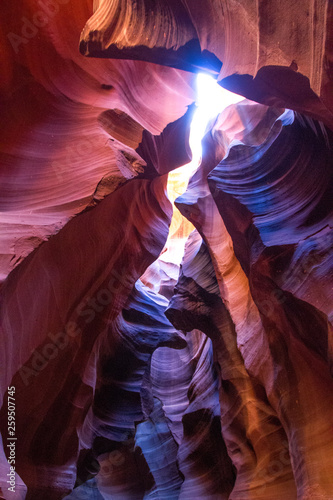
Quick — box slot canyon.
[0,0,332,499]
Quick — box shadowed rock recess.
[0,1,332,499]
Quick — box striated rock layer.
[167,230,296,499]
[174,104,333,498]
[0,1,333,499]
[0,175,172,498]
[80,0,333,124]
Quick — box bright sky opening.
[162,74,245,267]
[189,73,245,167]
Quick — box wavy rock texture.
[208,113,333,248]
[175,332,234,500]
[167,230,296,499]
[175,105,333,498]
[207,109,333,348]
[80,0,333,122]
[1,1,333,499]
[0,175,172,498]
[0,0,195,281]
[66,279,232,499]
[80,280,185,445]
[79,0,222,74]
[78,280,185,500]
[150,329,235,499]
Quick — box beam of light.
[167,73,245,201]
[162,74,244,268]
[189,73,245,168]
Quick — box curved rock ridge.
[68,281,210,500]
[141,244,235,497]
[80,279,185,446]
[176,332,235,499]
[1,2,194,131]
[219,67,333,130]
[79,0,222,73]
[80,0,333,118]
[0,175,172,498]
[184,0,330,99]
[149,343,193,446]
[174,105,333,498]
[0,0,195,282]
[167,230,296,499]
[1,1,333,498]
[271,227,333,325]
[207,105,333,353]
[98,109,145,150]
[77,280,185,500]
[208,112,333,247]
[150,327,235,499]
[136,104,195,177]
[0,88,193,281]
[135,398,183,499]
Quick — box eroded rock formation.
[0,1,332,499]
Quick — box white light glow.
[163,73,245,268]
[189,73,245,168]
